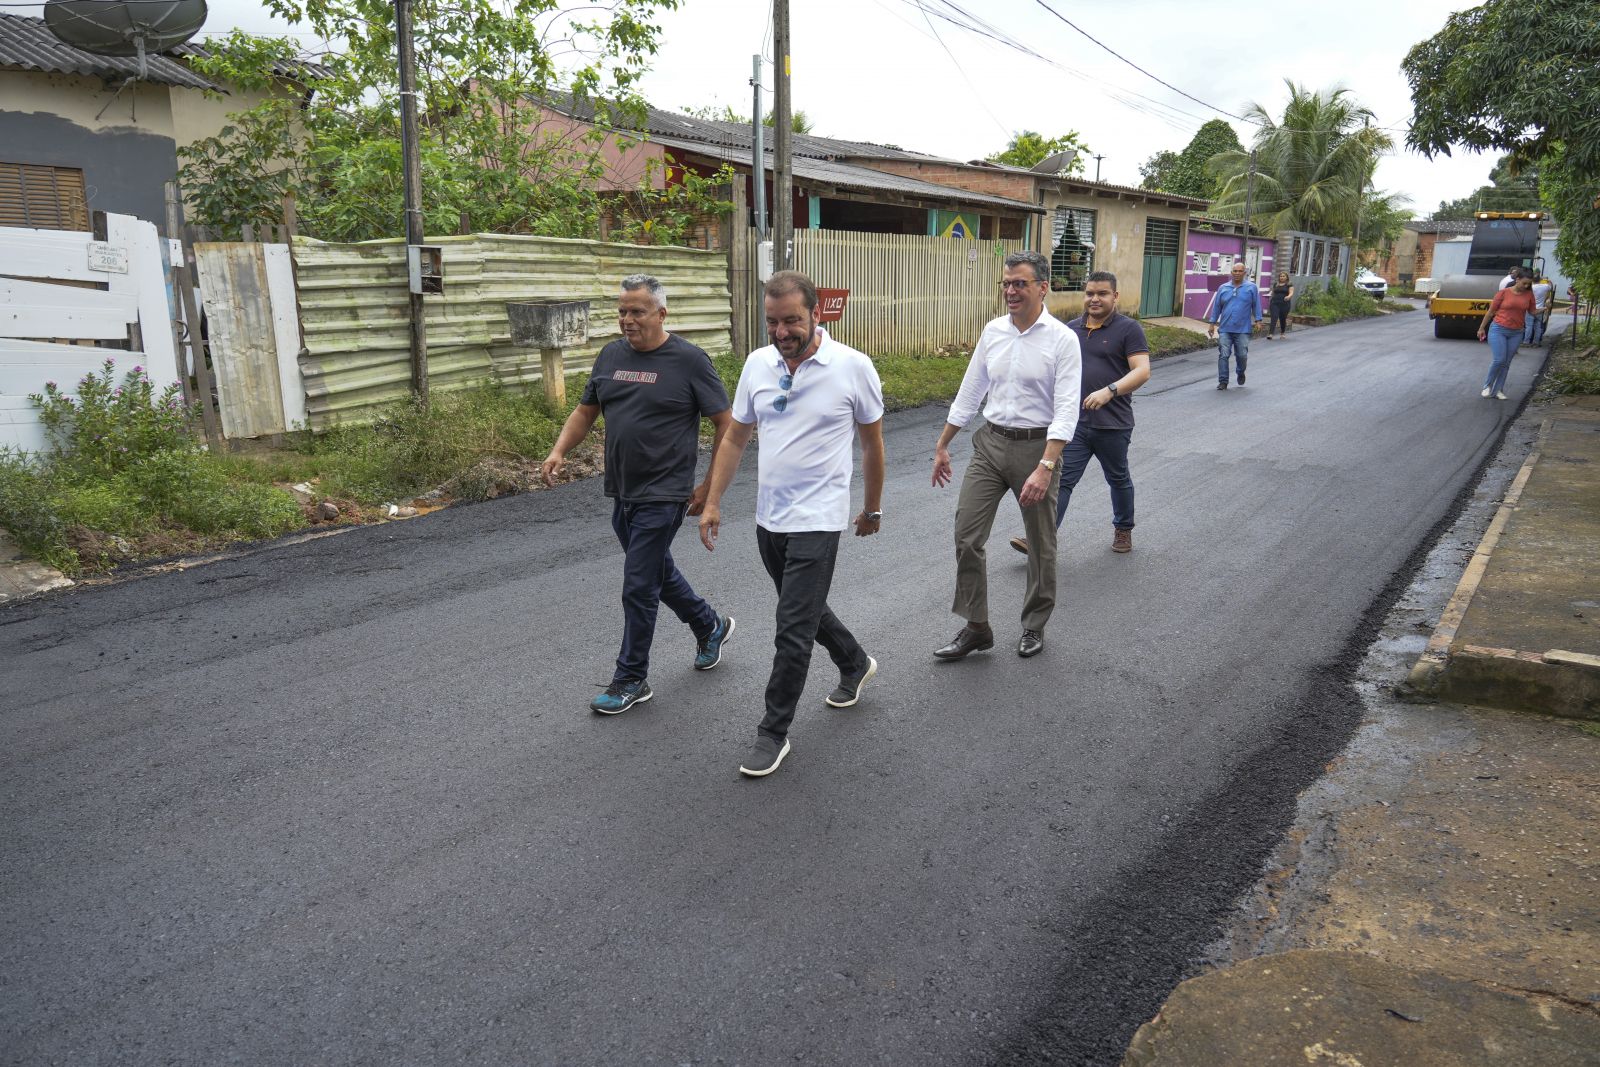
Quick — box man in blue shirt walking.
[1206,261,1260,390]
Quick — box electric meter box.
[407,244,443,294]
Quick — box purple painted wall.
[1184,231,1276,320]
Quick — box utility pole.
[1093,154,1105,182]
[1348,117,1370,285]
[1241,148,1257,268]
[395,0,428,405]
[771,0,793,271]
[751,54,767,239]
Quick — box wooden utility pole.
[1348,117,1370,285]
[395,0,429,405]
[772,0,793,271]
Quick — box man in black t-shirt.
[1010,270,1150,557]
[542,274,735,715]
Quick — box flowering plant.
[31,360,194,473]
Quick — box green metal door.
[1139,218,1183,317]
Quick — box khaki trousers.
[951,424,1060,632]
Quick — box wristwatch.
[1039,458,1058,471]
[1107,382,1120,397]
[865,511,882,521]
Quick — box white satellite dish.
[44,0,208,78]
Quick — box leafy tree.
[177,3,731,247]
[1357,190,1413,253]
[1403,0,1600,295]
[1208,81,1394,238]
[987,130,1088,174]
[1137,149,1179,192]
[1432,154,1541,220]
[1139,119,1241,200]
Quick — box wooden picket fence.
[731,227,1024,357]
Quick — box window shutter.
[0,162,91,230]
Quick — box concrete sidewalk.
[1407,395,1600,718]
[1123,384,1600,1065]
[0,529,71,604]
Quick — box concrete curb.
[1403,411,1600,720]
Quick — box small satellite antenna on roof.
[43,0,208,79]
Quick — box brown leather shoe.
[1017,629,1044,658]
[1009,536,1029,555]
[934,623,995,660]
[1112,528,1132,553]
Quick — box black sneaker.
[590,678,652,715]
[694,613,735,671]
[1217,381,1228,390]
[1237,372,1247,385]
[826,656,878,708]
[739,735,791,777]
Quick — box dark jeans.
[1269,301,1290,335]
[1054,425,1134,530]
[755,527,868,742]
[611,499,718,683]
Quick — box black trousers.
[1269,301,1290,335]
[755,527,869,741]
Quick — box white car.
[1354,268,1388,299]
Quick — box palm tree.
[1208,82,1394,238]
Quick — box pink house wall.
[1184,231,1275,320]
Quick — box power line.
[1027,0,1247,123]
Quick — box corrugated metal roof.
[0,11,217,89]
[650,133,1044,215]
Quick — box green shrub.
[33,360,194,474]
[1295,280,1383,324]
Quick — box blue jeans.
[1218,331,1250,382]
[1524,313,1546,345]
[1055,425,1134,530]
[610,499,718,683]
[1483,323,1521,394]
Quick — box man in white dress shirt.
[931,250,1082,660]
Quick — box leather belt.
[988,424,1048,441]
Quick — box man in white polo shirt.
[699,271,886,778]
[931,249,1081,660]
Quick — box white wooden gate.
[0,213,180,455]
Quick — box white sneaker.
[1481,387,1492,398]
[1496,391,1509,401]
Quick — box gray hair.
[620,273,667,307]
[1004,250,1051,284]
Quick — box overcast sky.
[190,0,1498,215]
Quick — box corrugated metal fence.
[294,234,732,428]
[734,228,1024,357]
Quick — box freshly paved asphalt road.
[2,312,1547,1065]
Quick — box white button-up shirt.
[946,311,1082,443]
[731,331,885,533]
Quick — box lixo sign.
[816,288,849,323]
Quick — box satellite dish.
[44,0,208,78]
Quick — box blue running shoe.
[694,613,735,671]
[590,678,652,715]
